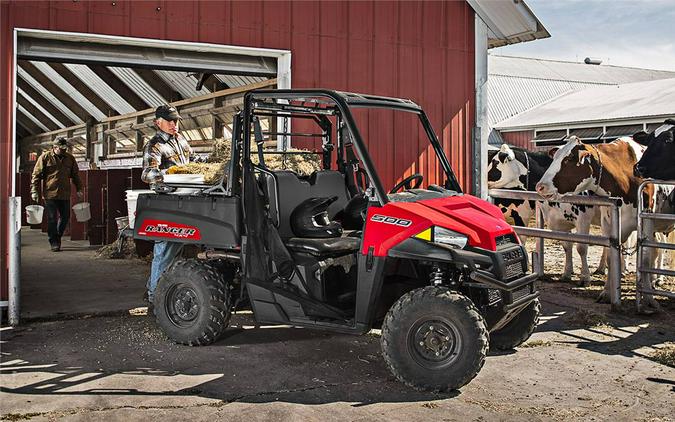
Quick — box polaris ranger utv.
[133,89,541,391]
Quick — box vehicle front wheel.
[489,298,540,351]
[381,286,488,392]
[155,259,232,346]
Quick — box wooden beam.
[87,64,150,111]
[16,77,76,127]
[132,68,184,103]
[86,117,96,163]
[100,78,276,123]
[136,116,146,152]
[47,62,118,118]
[16,114,41,135]
[16,93,60,131]
[19,61,94,122]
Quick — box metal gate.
[636,179,675,311]
[489,189,623,309]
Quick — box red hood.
[362,194,514,256]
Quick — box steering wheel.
[389,173,423,194]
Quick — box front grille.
[487,289,502,304]
[504,262,524,280]
[496,234,518,248]
[512,285,531,301]
[501,248,524,262]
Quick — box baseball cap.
[155,105,181,121]
[53,137,69,148]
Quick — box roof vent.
[584,57,603,65]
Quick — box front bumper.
[388,238,540,309]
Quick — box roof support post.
[212,97,224,139]
[136,116,145,152]
[86,117,96,164]
[106,121,117,157]
[473,15,489,199]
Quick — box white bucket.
[126,189,155,228]
[72,202,91,222]
[26,204,44,225]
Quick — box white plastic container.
[72,202,91,222]
[126,189,154,228]
[163,174,205,184]
[26,204,44,225]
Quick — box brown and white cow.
[535,136,662,305]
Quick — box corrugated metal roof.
[155,70,206,98]
[17,87,65,129]
[30,61,107,121]
[488,55,675,126]
[490,55,675,84]
[216,74,267,88]
[468,0,550,48]
[108,67,167,107]
[64,63,136,114]
[17,103,49,132]
[488,75,599,125]
[495,78,675,130]
[17,66,83,124]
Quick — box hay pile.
[95,238,138,260]
[166,138,321,182]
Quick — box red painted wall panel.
[0,0,476,299]
[501,130,535,151]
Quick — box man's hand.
[76,191,84,201]
[31,192,39,203]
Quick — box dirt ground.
[1,284,674,422]
[2,228,674,421]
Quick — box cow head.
[536,136,599,199]
[487,144,527,189]
[634,120,675,180]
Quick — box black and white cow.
[536,136,672,308]
[634,119,675,180]
[488,144,600,283]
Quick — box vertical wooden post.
[212,97,224,140]
[136,116,145,152]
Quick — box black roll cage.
[241,89,462,206]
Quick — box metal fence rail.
[489,189,623,309]
[637,179,675,311]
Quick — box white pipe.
[473,15,489,199]
[8,197,21,326]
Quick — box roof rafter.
[87,64,151,111]
[47,62,118,118]
[16,76,76,127]
[17,93,60,131]
[20,61,95,122]
[16,111,43,135]
[132,68,183,103]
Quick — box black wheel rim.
[407,317,462,369]
[165,284,200,327]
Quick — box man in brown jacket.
[31,137,83,251]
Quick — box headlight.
[434,227,468,249]
[414,226,468,249]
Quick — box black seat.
[261,170,349,239]
[286,237,360,258]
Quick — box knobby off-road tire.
[155,259,232,346]
[490,298,540,351]
[381,286,489,392]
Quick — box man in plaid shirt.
[141,104,193,306]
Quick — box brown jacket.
[31,150,83,200]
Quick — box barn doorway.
[10,28,291,320]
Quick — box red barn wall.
[0,0,476,298]
[501,130,534,151]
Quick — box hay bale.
[166,138,322,182]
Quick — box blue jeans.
[147,241,183,301]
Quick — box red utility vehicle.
[134,90,540,391]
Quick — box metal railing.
[636,179,675,311]
[489,189,623,309]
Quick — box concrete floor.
[1,289,674,421]
[19,228,149,320]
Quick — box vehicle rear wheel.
[155,259,232,346]
[489,298,540,351]
[381,286,488,392]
